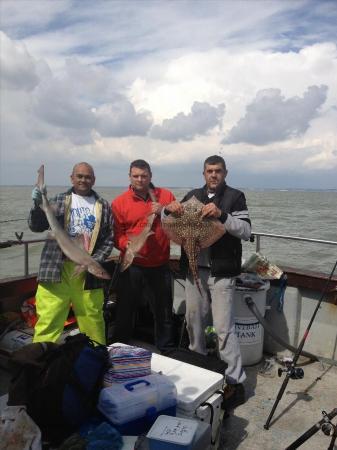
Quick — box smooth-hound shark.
[120,189,158,272]
[36,165,111,280]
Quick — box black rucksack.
[7,333,109,445]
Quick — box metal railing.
[0,238,46,277]
[1,233,337,277]
[252,232,337,253]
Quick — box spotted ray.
[162,196,225,294]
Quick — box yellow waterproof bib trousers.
[34,261,106,344]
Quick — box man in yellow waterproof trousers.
[29,162,113,344]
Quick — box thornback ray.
[36,165,111,280]
[162,196,225,294]
[120,189,157,272]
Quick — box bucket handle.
[125,379,151,391]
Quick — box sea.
[0,186,336,279]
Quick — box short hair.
[72,162,94,176]
[129,159,152,175]
[203,155,226,171]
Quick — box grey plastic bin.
[234,281,270,366]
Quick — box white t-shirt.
[68,193,96,251]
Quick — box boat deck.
[1,349,337,449]
[219,355,337,450]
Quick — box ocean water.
[0,186,336,278]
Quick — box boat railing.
[0,238,46,277]
[253,232,337,253]
[1,233,337,278]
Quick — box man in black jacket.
[164,155,251,410]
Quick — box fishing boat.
[0,232,337,450]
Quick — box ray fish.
[162,196,225,294]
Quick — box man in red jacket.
[112,159,176,351]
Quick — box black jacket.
[180,182,251,278]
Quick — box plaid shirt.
[28,188,114,289]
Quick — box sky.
[1,0,337,189]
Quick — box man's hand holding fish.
[28,162,114,345]
[111,159,176,352]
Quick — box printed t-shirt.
[68,193,96,251]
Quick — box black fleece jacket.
[179,182,251,278]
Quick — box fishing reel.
[277,357,304,380]
[321,411,336,436]
[277,366,304,379]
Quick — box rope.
[0,218,26,223]
[200,401,216,445]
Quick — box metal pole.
[256,235,261,253]
[24,242,29,276]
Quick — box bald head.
[70,162,95,196]
[72,162,94,177]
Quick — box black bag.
[7,333,109,445]
[161,347,227,375]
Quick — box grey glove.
[32,186,43,206]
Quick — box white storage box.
[146,416,211,450]
[147,415,198,450]
[98,373,177,435]
[151,353,224,443]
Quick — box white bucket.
[234,281,270,366]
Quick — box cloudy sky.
[1,0,337,189]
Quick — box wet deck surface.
[1,352,336,450]
[219,356,337,450]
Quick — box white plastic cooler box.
[151,352,224,443]
[147,415,212,450]
[98,373,177,435]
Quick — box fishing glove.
[31,186,42,207]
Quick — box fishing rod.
[285,408,337,450]
[106,259,121,293]
[264,258,337,430]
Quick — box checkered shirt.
[28,188,114,289]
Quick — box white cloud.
[1,43,153,150]
[33,77,96,131]
[0,31,40,90]
[0,0,70,31]
[151,102,225,142]
[95,102,152,137]
[223,85,328,145]
[0,1,304,71]
[0,1,337,188]
[302,109,337,170]
[304,144,337,170]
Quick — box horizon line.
[1,184,336,192]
